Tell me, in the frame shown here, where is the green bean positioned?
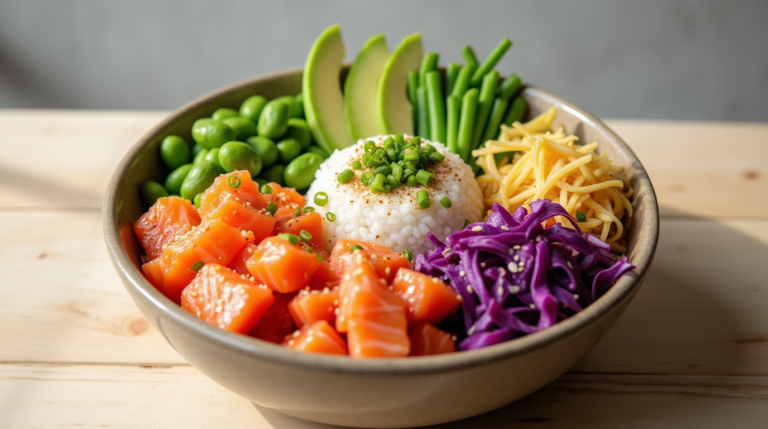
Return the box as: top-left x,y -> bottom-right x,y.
212,108 -> 239,121
259,164 -> 286,186
276,138 -> 302,163
257,99 -> 291,139
193,148 -> 208,165
450,64 -> 476,98
445,62 -> 462,96
275,95 -> 302,118
218,141 -> 262,176
471,71 -> 500,151
416,86 -> 430,139
502,96 -> 528,127
180,160 -> 224,201
446,95 -> 461,154
193,193 -> 203,209
222,116 -> 257,141
457,88 -> 479,162
203,148 -> 222,169
284,153 -> 324,190
461,46 -> 479,70
425,71 -> 446,144
140,181 -> 169,207
245,136 -> 278,167
481,98 -> 509,143
407,71 -> 419,135
164,163 -> 194,195
418,52 -> 439,90
160,135 -> 191,169
285,118 -> 312,149
496,74 -> 522,101
191,118 -> 235,149
191,144 -> 205,158
239,95 -> 268,123
305,145 -> 331,160
470,38 -> 512,87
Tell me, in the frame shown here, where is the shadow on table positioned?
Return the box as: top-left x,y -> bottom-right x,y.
0,161 -> 103,208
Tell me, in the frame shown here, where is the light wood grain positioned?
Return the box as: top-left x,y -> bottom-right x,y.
0,110 -> 766,219
2,210 -> 767,376
1,364 -> 766,429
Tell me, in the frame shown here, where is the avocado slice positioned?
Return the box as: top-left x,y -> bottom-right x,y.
344,34 -> 390,141
376,33 -> 424,135
303,24 -> 353,152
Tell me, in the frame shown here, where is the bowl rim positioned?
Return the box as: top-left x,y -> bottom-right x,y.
103,67 -> 659,375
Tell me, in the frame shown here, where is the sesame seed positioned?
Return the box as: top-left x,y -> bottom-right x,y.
466,285 -> 473,294
459,271 -> 466,277
501,225 -> 509,231
508,285 -> 520,294
497,286 -> 503,296
471,226 -> 483,232
507,262 -> 519,272
529,303 -> 536,309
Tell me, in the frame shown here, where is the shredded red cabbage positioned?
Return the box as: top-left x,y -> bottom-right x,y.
415,200 -> 634,351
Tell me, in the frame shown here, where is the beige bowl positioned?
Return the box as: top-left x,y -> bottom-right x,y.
103,67 -> 658,428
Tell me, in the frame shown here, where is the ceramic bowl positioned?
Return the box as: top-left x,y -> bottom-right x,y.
103,67 -> 658,428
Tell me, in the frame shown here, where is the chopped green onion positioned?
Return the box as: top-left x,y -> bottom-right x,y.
415,169 -> 434,186
373,165 -> 392,176
277,233 -> 300,245
337,169 -> 355,184
394,134 -> 405,145
314,192 -> 328,206
192,261 -> 205,272
410,135 -> 421,144
360,171 -> 374,187
364,141 -> 376,153
227,175 -> 241,189
464,219 -> 470,228
352,160 -> 362,170
299,230 -> 312,242
403,150 -> 419,163
428,151 -> 445,163
576,210 -> 587,223
326,212 -> 336,222
401,249 -> 413,262
386,175 -> 400,188
391,163 -> 403,181
406,175 -> 419,187
303,206 -> 315,213
440,197 -> 452,208
266,202 -> 277,216
260,184 -> 272,194
315,253 -> 323,261
349,244 -> 364,252
370,173 -> 387,194
416,190 -> 430,209
294,207 -> 301,217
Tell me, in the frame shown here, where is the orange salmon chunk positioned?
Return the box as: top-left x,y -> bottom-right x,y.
199,171 -> 275,243
283,320 -> 348,356
273,212 -> 326,255
181,264 -> 274,334
337,252 -> 410,358
134,196 -> 201,261
264,182 -> 305,212
408,323 -> 456,356
289,287 -> 339,328
331,239 -> 409,284
249,292 -> 297,343
227,242 -> 258,276
246,236 -> 321,293
391,268 -> 462,324
143,218 -> 250,303
307,261 -> 341,290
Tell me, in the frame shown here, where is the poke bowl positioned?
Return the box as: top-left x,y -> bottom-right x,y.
103,28 -> 658,429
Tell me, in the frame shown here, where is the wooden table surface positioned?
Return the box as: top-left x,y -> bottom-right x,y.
1,110 -> 767,428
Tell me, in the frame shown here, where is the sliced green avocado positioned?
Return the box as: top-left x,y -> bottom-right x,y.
376,33 -> 423,135
344,34 -> 390,141
302,24 -> 353,153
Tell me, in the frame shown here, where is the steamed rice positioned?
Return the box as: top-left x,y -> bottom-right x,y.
306,135 -> 483,255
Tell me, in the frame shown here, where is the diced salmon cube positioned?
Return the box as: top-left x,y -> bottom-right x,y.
408,323 -> 456,356
134,196 -> 201,260
307,261 -> 341,290
283,320 -> 348,356
391,268 -> 462,324
289,288 -> 339,328
180,263 -> 274,334
246,236 -> 321,293
331,239 -> 409,284
227,242 -> 258,276
249,292 -> 297,344
273,212 -> 327,255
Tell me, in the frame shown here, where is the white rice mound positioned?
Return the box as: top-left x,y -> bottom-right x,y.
306,135 -> 484,256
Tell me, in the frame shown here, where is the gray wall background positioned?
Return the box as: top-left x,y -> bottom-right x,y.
1,0 -> 766,121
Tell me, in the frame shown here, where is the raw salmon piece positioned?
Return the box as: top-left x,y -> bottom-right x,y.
337,252 -> 410,358
331,239 -> 409,284
249,292 -> 296,343
180,263 -> 274,334
408,323 -> 456,356
246,236 -> 321,293
199,171 -> 275,243
288,288 -> 339,328
134,196 -> 201,260
273,212 -> 326,255
391,268 -> 462,324
142,218 -> 250,303
307,261 -> 341,290
227,243 -> 259,276
283,320 -> 348,356
264,182 -> 305,211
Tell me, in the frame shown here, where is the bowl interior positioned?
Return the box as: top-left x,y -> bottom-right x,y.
104,67 -> 658,374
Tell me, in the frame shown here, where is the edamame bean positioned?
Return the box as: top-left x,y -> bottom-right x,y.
140,181 -> 169,207
180,160 -> 224,201
285,118 -> 312,149
284,153 -> 324,190
203,148 -> 222,168
294,93 -> 304,118
275,95 -> 302,119
305,145 -> 330,160
239,95 -> 268,123
276,138 -> 302,163
192,144 -> 205,157
218,141 -> 262,176
160,135 -> 190,169
254,177 -> 268,188
191,118 -> 235,149
257,100 -> 290,139
193,148 -> 208,165
212,107 -> 240,121
246,136 -> 278,168
164,163 -> 194,195
193,193 -> 203,209
222,116 -> 257,140
259,164 -> 286,186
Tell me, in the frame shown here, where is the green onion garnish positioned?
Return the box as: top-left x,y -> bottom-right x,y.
315,253 -> 323,261
314,192 -> 328,206
260,184 -> 272,194
228,175 -> 241,189
294,207 -> 301,217
266,202 -> 277,216
192,261 -> 205,272
277,233 -> 299,245
303,206 -> 315,213
415,169 -> 434,186
404,150 -> 420,163
326,212 -> 336,222
299,230 -> 312,242
440,197 -> 452,208
428,151 -> 445,163
370,173 -> 387,194
576,210 -> 587,223
349,244 -> 364,252
406,175 -> 419,187
337,169 -> 355,184
352,160 -> 362,169
416,190 -> 430,209
401,249 -> 413,262
464,219 -> 470,228
360,172 -> 374,186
